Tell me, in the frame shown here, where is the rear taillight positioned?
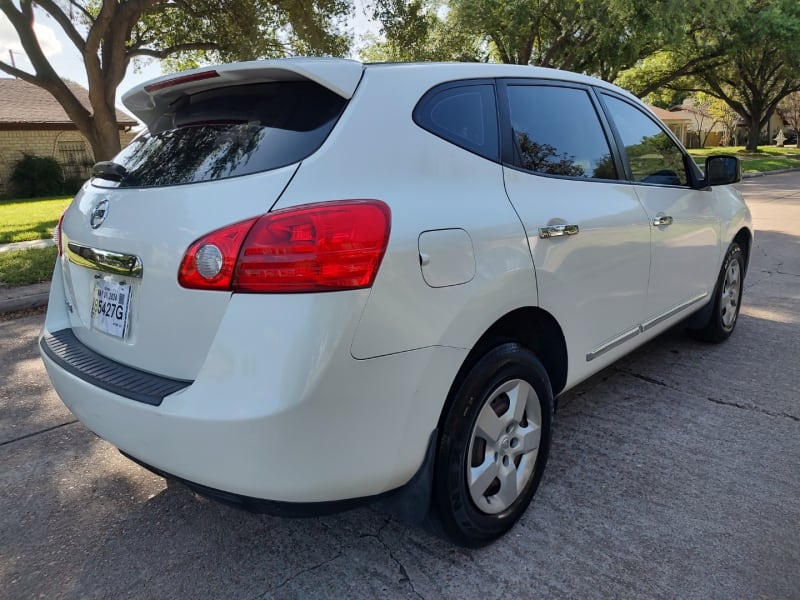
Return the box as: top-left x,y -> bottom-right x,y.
54,210 -> 66,256
178,200 -> 391,293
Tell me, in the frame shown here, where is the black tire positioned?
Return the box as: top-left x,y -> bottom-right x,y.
433,343 -> 554,547
690,243 -> 745,343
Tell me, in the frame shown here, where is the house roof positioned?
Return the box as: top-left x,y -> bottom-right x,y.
647,104 -> 691,124
665,108 -> 699,122
0,78 -> 136,127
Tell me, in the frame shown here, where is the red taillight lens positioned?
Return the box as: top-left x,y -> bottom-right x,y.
178,200 -> 391,293
54,210 -> 66,256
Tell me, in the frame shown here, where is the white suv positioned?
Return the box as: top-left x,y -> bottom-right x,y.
40,58 -> 752,546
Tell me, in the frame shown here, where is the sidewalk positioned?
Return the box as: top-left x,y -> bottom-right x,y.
0,239 -> 54,314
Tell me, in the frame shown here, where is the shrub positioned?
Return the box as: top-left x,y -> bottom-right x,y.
10,154 -> 65,198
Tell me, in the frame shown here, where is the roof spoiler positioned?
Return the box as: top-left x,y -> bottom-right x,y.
122,57 -> 364,130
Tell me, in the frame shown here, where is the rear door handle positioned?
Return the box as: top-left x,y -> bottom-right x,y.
538,224 -> 579,239
653,214 -> 673,226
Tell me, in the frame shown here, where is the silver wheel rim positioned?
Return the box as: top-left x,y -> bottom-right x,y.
466,378 -> 542,515
721,259 -> 741,330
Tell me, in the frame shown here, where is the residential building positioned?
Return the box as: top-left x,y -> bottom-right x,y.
0,78 -> 136,197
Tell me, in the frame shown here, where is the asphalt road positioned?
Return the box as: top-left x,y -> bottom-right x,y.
1,173 -> 798,599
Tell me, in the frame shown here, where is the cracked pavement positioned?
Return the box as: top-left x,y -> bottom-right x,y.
1,173 -> 798,599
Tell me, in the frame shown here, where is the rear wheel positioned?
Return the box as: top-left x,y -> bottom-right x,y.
433,343 -> 553,547
690,243 -> 744,343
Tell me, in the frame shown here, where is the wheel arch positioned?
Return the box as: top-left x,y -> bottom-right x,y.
438,306 -> 568,434
733,227 -> 752,274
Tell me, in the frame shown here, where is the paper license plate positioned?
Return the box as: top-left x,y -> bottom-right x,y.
91,278 -> 131,339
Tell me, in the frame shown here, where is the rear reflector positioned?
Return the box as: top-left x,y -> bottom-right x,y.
178,218 -> 257,290
178,200 -> 391,293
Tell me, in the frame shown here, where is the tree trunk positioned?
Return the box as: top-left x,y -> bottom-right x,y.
88,113 -> 123,162
745,117 -> 760,152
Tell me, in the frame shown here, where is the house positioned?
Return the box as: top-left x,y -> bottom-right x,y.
669,103 -> 726,148
0,78 -> 137,197
651,99 -> 792,148
647,105 -> 692,147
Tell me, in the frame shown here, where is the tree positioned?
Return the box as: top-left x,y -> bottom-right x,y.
0,0 -> 351,161
707,95 -> 740,147
360,0 -> 483,62
778,92 -> 800,146
363,0 -> 714,79
682,92 -> 721,148
449,0 -> 711,80
690,0 -> 800,151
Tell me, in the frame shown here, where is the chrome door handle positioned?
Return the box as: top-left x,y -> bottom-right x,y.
538,224 -> 579,239
653,214 -> 673,227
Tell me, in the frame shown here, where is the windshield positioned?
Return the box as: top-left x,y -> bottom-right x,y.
99,81 -> 347,188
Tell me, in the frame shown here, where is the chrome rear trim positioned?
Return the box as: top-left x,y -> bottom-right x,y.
66,242 -> 143,278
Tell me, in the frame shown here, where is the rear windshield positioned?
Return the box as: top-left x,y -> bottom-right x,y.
101,81 -> 347,188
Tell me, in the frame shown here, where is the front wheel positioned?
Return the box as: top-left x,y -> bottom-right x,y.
690,243 -> 745,343
433,343 -> 554,547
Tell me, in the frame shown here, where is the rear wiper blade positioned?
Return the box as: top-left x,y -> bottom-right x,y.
92,161 -> 127,182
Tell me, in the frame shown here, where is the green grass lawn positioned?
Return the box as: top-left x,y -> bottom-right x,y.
0,246 -> 58,286
688,146 -> 800,173
0,196 -> 72,244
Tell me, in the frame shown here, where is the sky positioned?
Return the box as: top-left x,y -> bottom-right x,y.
0,1 -> 377,114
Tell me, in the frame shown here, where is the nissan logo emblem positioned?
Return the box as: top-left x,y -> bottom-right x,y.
90,199 -> 109,229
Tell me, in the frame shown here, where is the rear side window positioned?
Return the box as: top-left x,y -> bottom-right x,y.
506,85 -> 617,180
104,82 -> 346,188
602,94 -> 688,186
414,84 -> 499,161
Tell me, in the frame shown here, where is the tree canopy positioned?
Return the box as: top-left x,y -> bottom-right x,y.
619,0 -> 800,150
360,0 -> 484,62
0,0 -> 351,161
364,0 -> 719,82
693,0 -> 800,150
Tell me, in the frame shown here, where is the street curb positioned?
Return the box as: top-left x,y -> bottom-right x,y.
742,167 -> 800,179
0,283 -> 50,315
0,239 -> 56,253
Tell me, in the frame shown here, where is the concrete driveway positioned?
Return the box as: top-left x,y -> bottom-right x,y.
1,173 -> 798,599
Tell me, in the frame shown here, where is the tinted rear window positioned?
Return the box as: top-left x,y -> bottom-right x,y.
414,83 -> 499,161
102,82 -> 346,188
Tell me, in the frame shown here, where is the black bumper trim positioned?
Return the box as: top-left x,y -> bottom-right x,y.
41,328 -> 192,406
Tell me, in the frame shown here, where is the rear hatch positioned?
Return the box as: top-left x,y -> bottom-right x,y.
58,59 -> 363,380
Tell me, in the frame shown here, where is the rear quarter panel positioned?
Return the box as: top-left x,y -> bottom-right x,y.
273,66 -> 538,359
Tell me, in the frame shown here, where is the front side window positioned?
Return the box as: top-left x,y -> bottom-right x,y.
506,85 -> 617,180
602,95 -> 688,186
101,81 -> 346,189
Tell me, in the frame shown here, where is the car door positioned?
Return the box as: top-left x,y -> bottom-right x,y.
599,93 -> 721,329
498,81 -> 652,384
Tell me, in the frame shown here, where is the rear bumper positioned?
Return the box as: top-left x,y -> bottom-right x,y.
40,275 -> 467,503
122,427 -> 438,521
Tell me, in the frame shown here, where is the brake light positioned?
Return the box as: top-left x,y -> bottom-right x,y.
144,70 -> 220,93
54,210 -> 66,256
178,200 -> 391,293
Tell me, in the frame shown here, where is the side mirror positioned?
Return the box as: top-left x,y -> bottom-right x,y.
705,155 -> 741,186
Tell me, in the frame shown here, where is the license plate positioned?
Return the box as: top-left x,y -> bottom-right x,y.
91,278 -> 131,339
